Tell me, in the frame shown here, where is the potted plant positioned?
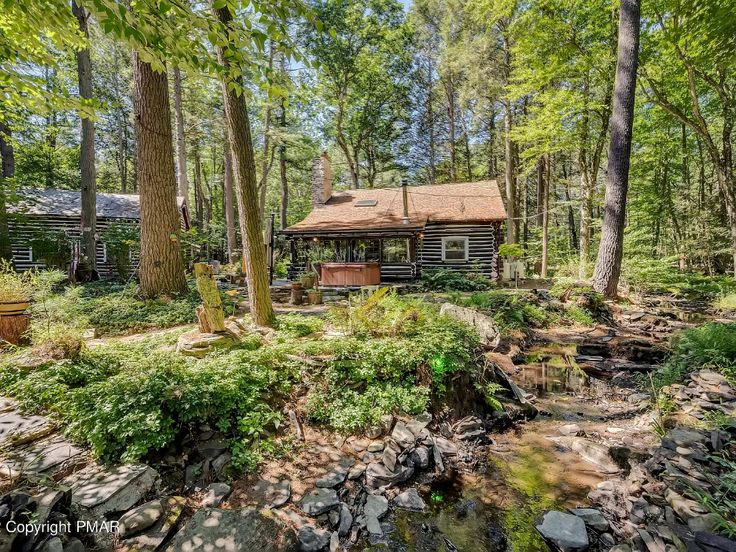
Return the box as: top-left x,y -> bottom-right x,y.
0,260 -> 32,315
299,271 -> 317,290
307,288 -> 323,305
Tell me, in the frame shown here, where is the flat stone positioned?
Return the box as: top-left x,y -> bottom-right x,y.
391,422 -> 416,449
558,424 -> 582,436
687,512 -> 721,533
165,507 -> 297,552
364,494 -> 388,519
554,437 -> 620,474
394,488 -> 426,512
316,465 -> 349,489
662,428 -> 706,450
253,479 -> 291,508
176,330 -> 239,358
297,525 -> 330,552
39,537 -> 63,552
664,488 -> 707,522
406,413 -> 432,437
329,531 -> 339,552
337,502 -> 352,537
347,464 -> 366,480
1,435 -> 82,476
34,486 -> 70,525
65,464 -> 158,516
300,488 -> 340,516
535,510 -> 589,551
118,499 -> 164,538
569,507 -> 608,531
201,482 -> 231,508
366,514 -> 383,536
367,442 -> 384,453
0,411 -> 54,447
120,496 -> 185,552
433,437 -> 458,457
382,440 -> 401,471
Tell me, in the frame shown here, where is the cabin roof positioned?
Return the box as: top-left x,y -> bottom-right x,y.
283,180 -> 507,234
8,188 -> 187,220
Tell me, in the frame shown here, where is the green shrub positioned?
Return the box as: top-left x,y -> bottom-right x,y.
667,322 -> 736,380
420,269 -> 494,292
276,314 -> 324,337
622,259 -> 736,300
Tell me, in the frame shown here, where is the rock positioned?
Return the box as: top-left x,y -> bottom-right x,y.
365,426 -> 383,439
364,494 -> 388,519
453,416 -> 485,440
0,411 -> 54,448
433,437 -> 458,457
366,442 -> 384,453
34,486 -> 71,525
382,440 -> 401,471
406,413 -> 432,437
65,464 -> 158,517
40,537 -> 64,552
119,496 -> 185,552
365,514 -> 382,536
569,507 -> 608,532
439,303 -> 501,348
166,508 -> 297,552
2,435 -> 83,476
687,512 -> 722,534
337,503 -> 352,537
394,488 -> 426,512
212,451 -> 231,479
176,329 -> 239,358
365,462 -> 414,488
410,446 -> 430,469
534,511 -> 589,551
347,464 -> 366,480
329,531 -> 339,552
297,525 -> 330,552
391,422 -> 416,449
63,537 -> 85,552
253,479 -> 291,508
664,488 -> 707,522
316,465 -> 349,489
118,499 -> 164,538
202,482 -> 231,508
300,488 -> 340,516
558,424 -> 582,436
609,545 -> 631,552
661,428 -> 706,450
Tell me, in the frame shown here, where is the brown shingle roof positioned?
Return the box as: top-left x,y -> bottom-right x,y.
283,180 -> 506,234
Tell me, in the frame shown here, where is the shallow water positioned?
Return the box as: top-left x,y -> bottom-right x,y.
365,345 -> 617,551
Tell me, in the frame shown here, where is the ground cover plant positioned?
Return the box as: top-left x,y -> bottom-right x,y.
0,290 -> 492,471
420,269 -> 495,292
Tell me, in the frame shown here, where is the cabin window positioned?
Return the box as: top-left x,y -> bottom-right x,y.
12,247 -> 33,262
442,236 -> 468,262
97,243 -> 107,264
381,238 -> 409,263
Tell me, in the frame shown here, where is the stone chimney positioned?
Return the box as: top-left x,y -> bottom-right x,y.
311,151 -> 332,207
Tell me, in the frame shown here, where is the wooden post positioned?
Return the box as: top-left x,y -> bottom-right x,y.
0,314 -> 31,346
193,263 -> 226,333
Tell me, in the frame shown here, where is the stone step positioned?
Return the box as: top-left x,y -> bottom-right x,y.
0,434 -> 83,479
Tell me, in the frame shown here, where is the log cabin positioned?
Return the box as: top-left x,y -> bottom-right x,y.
7,188 -> 190,277
281,154 -> 507,286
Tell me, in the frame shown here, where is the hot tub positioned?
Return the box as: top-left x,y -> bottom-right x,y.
319,262 -> 381,286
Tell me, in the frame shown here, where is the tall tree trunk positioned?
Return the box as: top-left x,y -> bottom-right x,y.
504,99 -> 517,244
224,127 -> 237,263
212,3 -> 274,327
444,75 -> 458,182
426,60 -> 437,184
541,154 -> 550,277
592,0 -> 640,297
73,0 -> 97,271
133,54 -> 188,297
0,122 -> 13,263
279,99 -> 288,231
173,66 -> 189,200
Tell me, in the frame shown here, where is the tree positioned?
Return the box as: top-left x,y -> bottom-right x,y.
133,54 -> 188,297
212,3 -> 275,327
0,123 -> 13,263
592,0 -> 641,297
72,0 -> 97,273
173,66 -> 189,200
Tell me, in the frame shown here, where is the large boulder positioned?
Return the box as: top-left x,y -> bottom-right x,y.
165,508 -> 297,552
439,303 -> 501,348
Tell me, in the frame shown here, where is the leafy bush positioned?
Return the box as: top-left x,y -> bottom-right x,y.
420,269 -> 494,292
0,259 -> 33,302
665,322 -> 736,380
453,290 -> 556,332
276,314 -> 324,337
622,259 -> 736,300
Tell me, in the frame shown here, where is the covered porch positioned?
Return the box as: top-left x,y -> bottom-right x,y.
284,230 -> 421,285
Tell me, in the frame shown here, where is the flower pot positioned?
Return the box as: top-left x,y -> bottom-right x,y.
307,290 -> 322,305
300,274 -> 316,289
0,301 -> 30,316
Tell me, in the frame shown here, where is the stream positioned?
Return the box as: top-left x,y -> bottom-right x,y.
368,341 -> 657,551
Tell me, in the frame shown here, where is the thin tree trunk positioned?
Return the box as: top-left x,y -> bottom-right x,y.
213,3 -> 274,327
73,0 -> 97,272
173,66 -> 189,200
193,144 -> 204,229
592,0 -> 640,297
279,99 -> 288,231
0,122 -> 13,263
444,75 -> 458,181
504,99 -> 517,244
133,54 -> 188,297
224,127 -> 237,263
541,154 -> 550,278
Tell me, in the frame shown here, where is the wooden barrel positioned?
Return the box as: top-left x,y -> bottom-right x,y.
0,313 -> 31,346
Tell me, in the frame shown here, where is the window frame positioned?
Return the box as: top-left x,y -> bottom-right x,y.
441,236 -> 469,262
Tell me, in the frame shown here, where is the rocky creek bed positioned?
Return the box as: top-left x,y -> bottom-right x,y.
1,296 -> 735,551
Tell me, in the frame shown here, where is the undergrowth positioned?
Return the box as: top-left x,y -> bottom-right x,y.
420,269 -> 494,292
